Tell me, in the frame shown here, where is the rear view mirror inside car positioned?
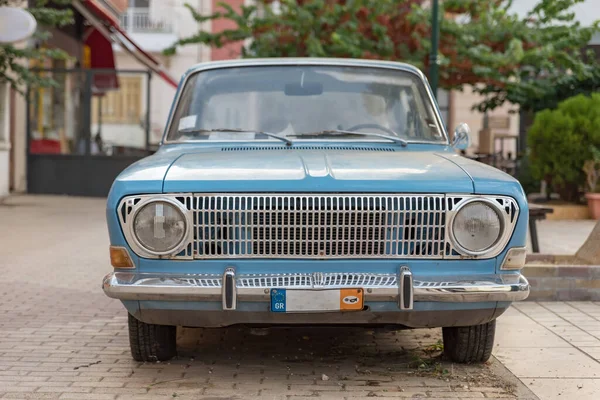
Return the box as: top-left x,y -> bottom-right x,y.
284,82 -> 323,96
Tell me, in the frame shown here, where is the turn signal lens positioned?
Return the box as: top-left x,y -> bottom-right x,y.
110,246 -> 134,269
501,247 -> 527,270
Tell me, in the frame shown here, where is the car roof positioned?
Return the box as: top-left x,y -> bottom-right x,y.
183,58 -> 426,81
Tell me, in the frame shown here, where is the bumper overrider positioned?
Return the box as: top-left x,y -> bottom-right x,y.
103,267 -> 530,308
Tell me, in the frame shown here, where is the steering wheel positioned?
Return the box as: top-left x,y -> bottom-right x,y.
345,123 -> 398,136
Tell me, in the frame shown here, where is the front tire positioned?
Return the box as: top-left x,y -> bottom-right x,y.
128,313 -> 177,362
442,320 -> 496,363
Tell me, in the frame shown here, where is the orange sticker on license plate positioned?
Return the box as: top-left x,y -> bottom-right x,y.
339,288 -> 364,310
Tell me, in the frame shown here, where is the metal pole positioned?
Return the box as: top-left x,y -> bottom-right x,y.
25,86 -> 31,193
83,70 -> 92,155
429,0 -> 440,98
145,71 -> 152,152
97,96 -> 102,136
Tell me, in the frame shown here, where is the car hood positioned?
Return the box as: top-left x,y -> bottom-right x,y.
436,153 -> 525,198
159,147 -> 475,193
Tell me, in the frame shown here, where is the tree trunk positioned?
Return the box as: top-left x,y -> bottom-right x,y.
575,220 -> 600,264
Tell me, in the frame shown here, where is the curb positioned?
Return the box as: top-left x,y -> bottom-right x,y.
523,264 -> 600,301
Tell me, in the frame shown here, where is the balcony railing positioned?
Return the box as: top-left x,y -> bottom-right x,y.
119,8 -> 173,34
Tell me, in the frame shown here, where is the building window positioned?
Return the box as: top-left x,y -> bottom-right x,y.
121,0 -> 172,33
91,75 -> 148,154
28,60 -> 75,154
92,76 -> 142,125
129,0 -> 150,7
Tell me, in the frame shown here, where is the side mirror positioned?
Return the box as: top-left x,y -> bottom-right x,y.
452,123 -> 471,151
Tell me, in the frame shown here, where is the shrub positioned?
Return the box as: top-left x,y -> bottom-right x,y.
527,94 -> 600,202
516,155 -> 541,196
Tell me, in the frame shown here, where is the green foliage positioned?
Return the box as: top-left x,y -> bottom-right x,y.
166,0 -> 599,112
517,63 -> 600,113
516,155 -> 541,195
528,94 -> 600,201
0,0 -> 74,91
473,0 -> 600,112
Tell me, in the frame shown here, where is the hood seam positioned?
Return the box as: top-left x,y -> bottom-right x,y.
434,153 -> 476,193
161,153 -> 187,193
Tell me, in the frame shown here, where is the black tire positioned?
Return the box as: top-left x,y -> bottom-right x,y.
442,320 -> 496,363
128,313 -> 177,362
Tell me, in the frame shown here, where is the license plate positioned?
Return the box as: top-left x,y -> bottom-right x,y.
270,288 -> 364,313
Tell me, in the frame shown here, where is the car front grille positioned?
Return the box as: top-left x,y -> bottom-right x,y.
118,193 -> 519,260
194,194 -> 447,259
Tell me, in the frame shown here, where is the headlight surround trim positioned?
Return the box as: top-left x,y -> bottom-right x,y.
126,196 -> 193,257
447,197 -> 512,257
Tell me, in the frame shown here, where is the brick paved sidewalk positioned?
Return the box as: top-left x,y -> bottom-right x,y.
495,302 -> 600,400
0,195 -> 535,399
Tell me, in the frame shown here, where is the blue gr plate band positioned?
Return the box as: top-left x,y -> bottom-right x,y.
271,289 -> 287,312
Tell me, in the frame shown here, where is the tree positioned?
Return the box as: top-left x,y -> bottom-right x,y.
0,0 -> 74,90
164,0 -> 599,112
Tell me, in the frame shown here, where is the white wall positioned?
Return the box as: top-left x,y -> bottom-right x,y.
11,90 -> 27,193
113,53 -> 176,144
452,86 -> 519,157
114,0 -> 212,143
0,83 -> 9,197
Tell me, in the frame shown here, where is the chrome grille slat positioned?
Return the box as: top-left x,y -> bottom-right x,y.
198,194 -> 445,259
237,273 -> 398,288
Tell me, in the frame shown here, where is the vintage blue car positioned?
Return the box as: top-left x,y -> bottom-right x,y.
103,58 -> 529,364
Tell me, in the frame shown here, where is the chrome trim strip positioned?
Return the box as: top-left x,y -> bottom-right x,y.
117,194 -> 519,260
103,272 -> 530,303
413,275 -> 530,302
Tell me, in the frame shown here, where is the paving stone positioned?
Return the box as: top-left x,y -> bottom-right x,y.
0,195 -> 538,400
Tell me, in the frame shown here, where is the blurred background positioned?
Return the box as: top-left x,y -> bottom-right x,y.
0,0 -> 599,221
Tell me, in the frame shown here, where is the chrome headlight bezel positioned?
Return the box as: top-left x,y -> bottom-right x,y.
121,196 -> 193,258
447,197 -> 514,257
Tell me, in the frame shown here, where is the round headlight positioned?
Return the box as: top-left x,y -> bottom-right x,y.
452,201 -> 502,253
133,201 -> 187,254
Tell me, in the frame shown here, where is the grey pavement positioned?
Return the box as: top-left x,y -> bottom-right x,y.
0,194 -> 596,399
526,219 -> 596,255
495,302 -> 600,399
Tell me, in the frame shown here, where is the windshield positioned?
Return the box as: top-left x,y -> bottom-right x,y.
166,65 -> 446,144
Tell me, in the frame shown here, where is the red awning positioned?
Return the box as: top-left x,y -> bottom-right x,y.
84,27 -> 119,93
73,0 -> 179,89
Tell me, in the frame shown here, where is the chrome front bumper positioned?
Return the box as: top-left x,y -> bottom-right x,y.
103,268 -> 530,308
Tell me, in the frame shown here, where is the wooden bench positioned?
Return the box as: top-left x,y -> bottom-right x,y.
528,204 -> 553,253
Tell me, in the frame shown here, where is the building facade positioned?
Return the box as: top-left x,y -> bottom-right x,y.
2,0 -> 246,196
111,0 -> 246,148
4,0 -> 598,197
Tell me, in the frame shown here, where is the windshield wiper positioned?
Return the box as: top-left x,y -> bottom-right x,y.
289,129 -> 408,146
178,128 -> 293,146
